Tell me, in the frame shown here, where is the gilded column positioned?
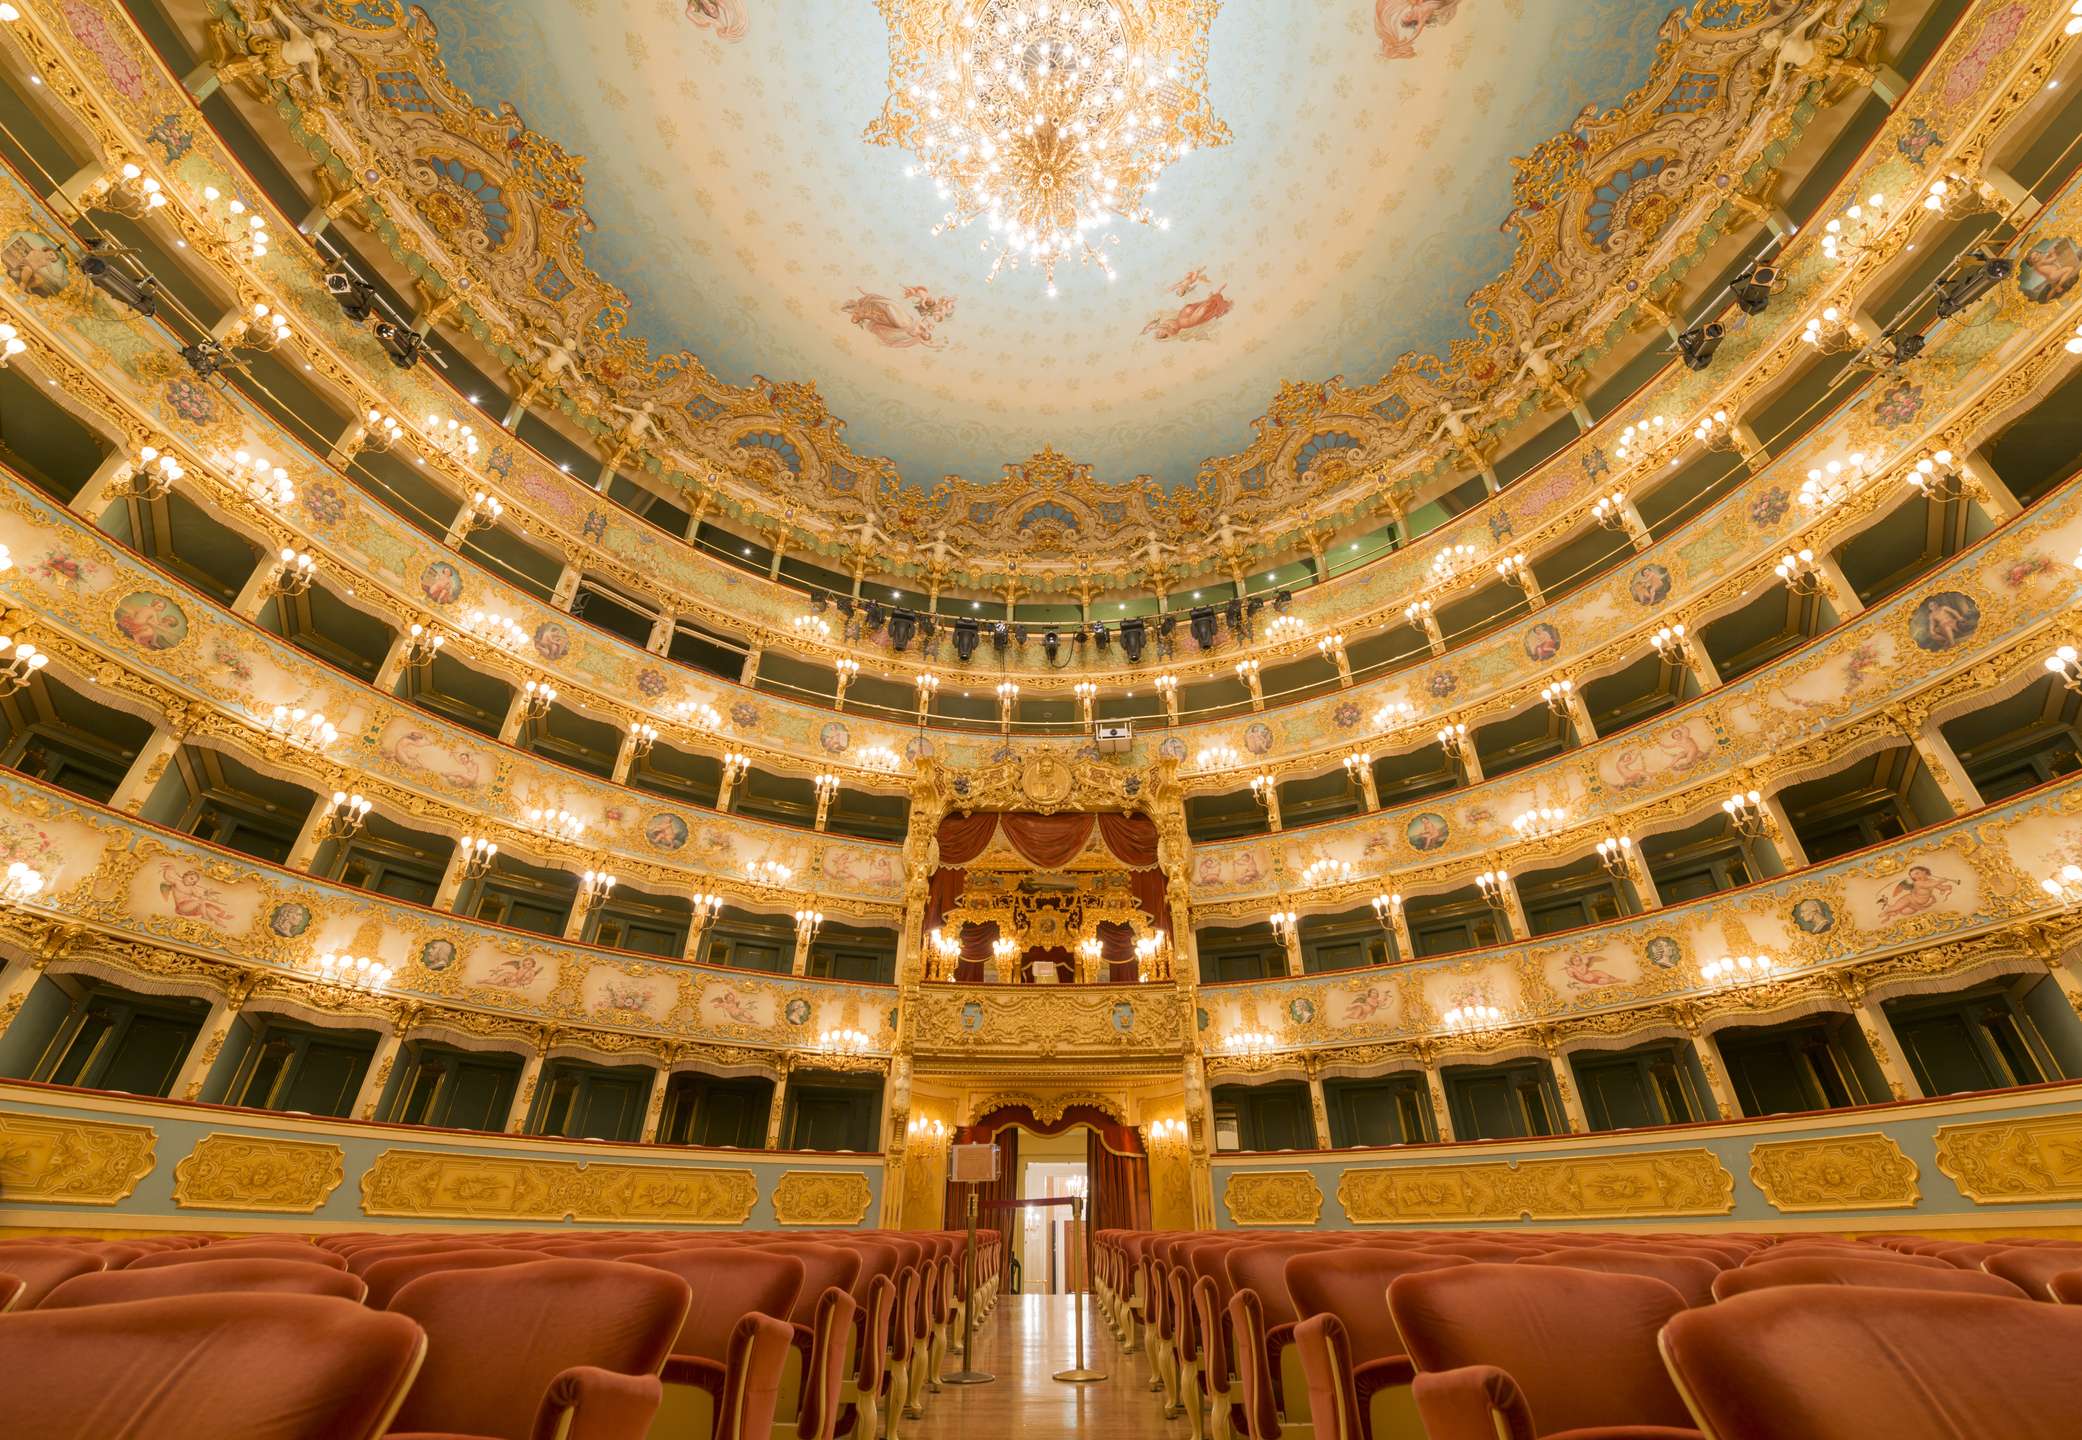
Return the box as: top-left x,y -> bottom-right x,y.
506,1037 -> 551,1134
1544,1037 -> 1589,1135
766,1061 -> 793,1151
641,1056 -> 673,1143
172,977 -> 255,1102
1890,703 -> 1985,815
0,923 -> 72,1038
1855,998 -> 1920,1102
1420,1055 -> 1455,1142
1305,1062 -> 1332,1151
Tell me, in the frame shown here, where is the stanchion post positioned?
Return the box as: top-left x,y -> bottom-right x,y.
942,1183 -> 994,1384
1053,1193 -> 1107,1383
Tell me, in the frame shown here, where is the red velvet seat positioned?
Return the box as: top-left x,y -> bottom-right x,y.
1286,1248 -> 1462,1440
1981,1246 -> 2082,1301
0,1244 -> 105,1309
2052,1269 -> 2082,1304
1739,1244 -> 1947,1270
361,1250 -> 548,1310
1660,1286 -> 2082,1438
385,1258 -> 692,1440
1711,1256 -> 2027,1303
0,1273 -> 21,1314
128,1241 -> 348,1272
633,1248 -> 804,1440
1518,1249 -> 1720,1309
40,1257 -> 368,1309
792,1287 -> 861,1440
1388,1263 -> 1701,1440
0,1292 -> 424,1438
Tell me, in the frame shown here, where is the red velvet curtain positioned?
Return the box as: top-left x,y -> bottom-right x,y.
1096,920 -> 1138,984
1095,812 -> 1159,866
937,812 -> 1002,865
1087,1129 -> 1152,1232
954,920 -> 996,983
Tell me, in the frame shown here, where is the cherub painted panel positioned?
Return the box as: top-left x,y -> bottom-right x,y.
583,967 -> 676,1019
699,981 -> 776,1031
464,948 -> 558,1001
131,858 -> 260,936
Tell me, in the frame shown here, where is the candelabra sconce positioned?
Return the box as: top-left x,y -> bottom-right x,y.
235,303 -> 293,352
520,679 -> 557,721
717,751 -> 751,812
1300,858 -> 1353,889
110,445 -> 184,501
2047,647 -> 2082,694
1077,936 -> 1103,984
464,609 -> 529,652
1267,909 -> 1298,943
1371,892 -> 1402,930
908,1115 -> 949,1143
86,161 -> 167,218
400,623 -> 446,671
0,322 -> 25,368
1496,552 -> 1538,600
1799,452 -> 1871,512
1799,307 -> 1860,353
1441,1002 -> 1504,1033
832,658 -> 860,713
1372,700 -> 1415,734
927,925 -> 960,981
1511,808 -> 1565,840
819,1027 -> 870,1055
1540,679 -> 1575,719
1595,834 -> 1640,882
794,907 -> 824,944
1406,599 -> 1444,654
1342,751 -> 1375,806
1250,773 -> 1282,828
1196,744 -> 1239,773
577,869 -> 617,915
914,672 -> 940,721
2041,865 -> 2082,906
1591,490 -> 1632,532
1651,623 -> 1693,667
1429,543 -> 1477,583
1437,722 -> 1469,763
792,613 -> 832,642
747,858 -> 793,888
0,861 -> 47,906
1701,953 -> 1776,986
457,835 -> 498,880
199,185 -> 272,260
1146,1116 -> 1191,1143
1615,415 -> 1669,466
264,548 -> 317,598
1905,450 -> 1964,502
459,489 -> 503,536
674,700 -> 723,733
230,451 -> 294,510
267,705 -> 338,751
1723,789 -> 1774,842
991,935 -> 1019,984
1692,410 -> 1749,461
690,892 -> 724,958
1317,632 -> 1351,685
425,414 -> 480,462
812,772 -> 839,831
359,410 -> 404,452
1775,548 -> 1825,596
1235,658 -> 1264,709
856,745 -> 901,774
315,791 -> 371,844
313,952 -> 394,993
628,723 -> 658,762
1135,931 -> 1170,983
1921,173 -> 1993,219
1475,869 -> 1512,912
1819,191 -> 1887,264
995,681 -> 1019,735
1221,1032 -> 1276,1058
525,807 -> 586,843
1266,613 -> 1307,645
1074,680 -> 1098,728
1155,673 -> 1180,724
0,634 -> 47,696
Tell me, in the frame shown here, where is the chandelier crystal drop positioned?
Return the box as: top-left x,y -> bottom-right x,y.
869,0 -> 1229,291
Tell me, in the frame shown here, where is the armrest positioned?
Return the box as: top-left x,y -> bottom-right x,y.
791,1322 -> 816,1368
1266,1322 -> 1296,1413
530,1366 -> 664,1440
1411,1366 -> 1536,1440
662,1353 -> 727,1397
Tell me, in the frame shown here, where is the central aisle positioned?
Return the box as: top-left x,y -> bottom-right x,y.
911,1293 -> 1196,1439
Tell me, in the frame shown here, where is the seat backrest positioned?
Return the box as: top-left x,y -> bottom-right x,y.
2052,1270 -> 2082,1305
1225,1242 -> 1324,1329
40,1258 -> 368,1309
718,1312 -> 795,1440
1286,1249 -> 1461,1367
387,1258 -> 691,1439
853,1273 -> 895,1394
0,1245 -> 104,1308
635,1248 -> 805,1367
0,1292 -> 424,1439
1662,1286 -> 2082,1439
129,1243 -> 348,1272
754,1244 -> 862,1328
360,1249 -> 546,1310
1227,1285 -> 1280,1440
1517,1247 -> 1721,1308
0,1273 -> 21,1314
1388,1263 -> 1694,1434
1982,1247 -> 2082,1301
795,1287 -> 860,1440
1292,1313 -> 1360,1440
1743,1244 -> 1949,1270
1712,1256 -> 2028,1302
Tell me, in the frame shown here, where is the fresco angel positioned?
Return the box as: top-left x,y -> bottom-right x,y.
1144,285 -> 1233,341
1375,0 -> 1464,61
841,286 -> 955,349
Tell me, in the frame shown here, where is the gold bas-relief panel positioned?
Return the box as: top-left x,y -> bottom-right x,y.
172,1133 -> 346,1213
1338,1149 -> 1735,1224
772,1170 -> 876,1226
0,1109 -> 157,1206
1223,1170 -> 1325,1227
1747,1133 -> 1920,1213
1934,1113 -> 2082,1205
359,1149 -> 760,1224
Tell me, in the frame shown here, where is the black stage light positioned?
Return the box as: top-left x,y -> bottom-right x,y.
1729,261 -> 1780,316
953,617 -> 979,662
1273,589 -> 1293,611
1246,595 -> 1265,617
1677,322 -> 1724,371
325,268 -> 378,323
1189,606 -> 1217,650
1042,629 -> 1060,662
1933,253 -> 2012,318
80,240 -> 159,317
1091,621 -> 1110,650
1119,617 -> 1146,661
1223,597 -> 1245,634
991,621 -> 1010,652
864,599 -> 884,628
1158,614 -> 1177,640
889,609 -> 916,651
373,320 -> 429,370
179,339 -> 240,380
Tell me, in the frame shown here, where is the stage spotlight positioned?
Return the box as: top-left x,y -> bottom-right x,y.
178,339 -> 241,380
1120,617 -> 1147,661
324,268 -> 378,323
888,609 -> 916,651
1729,261 -> 1780,315
80,240 -> 160,317
1933,252 -> 2012,318
1677,322 -> 1724,371
953,617 -> 979,662
372,320 -> 429,370
1189,606 -> 1217,650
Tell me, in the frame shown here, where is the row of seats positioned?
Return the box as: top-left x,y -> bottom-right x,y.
0,1226 -> 1001,1440
1092,1227 -> 2082,1440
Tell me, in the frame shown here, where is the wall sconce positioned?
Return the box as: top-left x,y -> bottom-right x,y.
928,925 -> 960,979
674,700 -> 723,732
110,445 -> 184,501
394,621 -> 443,672
857,745 -> 900,773
1371,892 -> 1401,929
721,752 -> 751,782
0,634 -> 48,696
576,868 -> 617,915
1197,744 -> 1240,771
1221,1032 -> 1275,1057
1701,953 -> 1776,986
914,672 -> 940,719
1147,1116 -> 1190,1142
0,861 -> 46,906
1404,598 -> 1433,625
1615,415 -> 1669,466
1774,548 -> 1824,595
1475,869 -> 1512,910
628,722 -> 658,760
1905,450 -> 1963,501
794,908 -> 825,943
520,679 -> 557,720
1495,552 -> 1533,590
87,160 -> 167,218
1819,192 -> 1888,264
268,705 -> 338,751
1652,624 -> 1692,665
819,1027 -> 870,1054
526,806 -> 586,842
315,791 -> 371,843
1595,834 -> 1639,881
991,936 -> 1019,976
464,609 -> 529,652
2042,865 -> 2082,905
360,410 -> 403,452
1511,807 -> 1565,840
1429,544 -> 1476,582
2047,647 -> 2082,693
1591,490 -> 1631,531
1540,679 -> 1574,717
264,548 -> 317,598
198,184 -> 271,260
908,1115 -> 949,1141
1074,680 -> 1098,725
313,952 -> 394,993
229,450 -> 294,509
748,858 -> 793,888
1799,453 -> 1870,511
1154,673 -> 1180,723
1442,1001 -> 1503,1032
1249,773 -> 1278,807
833,659 -> 860,712
1300,858 -> 1353,888
1436,722 -> 1468,759
1373,700 -> 1415,731
1267,909 -> 1297,942
459,488 -> 503,535
425,413 -> 480,462
1342,751 -> 1372,781
0,322 -> 25,368
996,681 -> 1019,733
457,835 -> 498,879
691,892 -> 724,938
1723,789 -> 1771,840
793,613 -> 832,641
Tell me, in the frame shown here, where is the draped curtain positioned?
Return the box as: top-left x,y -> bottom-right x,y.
951,1105 -> 1153,1249
927,812 -> 1169,935
1087,1129 -> 1152,1232
1095,920 -> 1138,984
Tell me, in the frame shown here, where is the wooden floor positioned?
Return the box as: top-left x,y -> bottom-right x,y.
911,1292 -> 1193,1438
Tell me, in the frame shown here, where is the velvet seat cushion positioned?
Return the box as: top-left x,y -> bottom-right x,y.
360,1250 -> 547,1310
1661,1286 -> 2082,1439
1712,1256 -> 2027,1303
41,1257 -> 367,1309
0,1244 -> 105,1308
1518,1250 -> 1721,1309
128,1242 -> 348,1272
385,1258 -> 691,1440
1981,1246 -> 2082,1300
0,1293 -> 423,1439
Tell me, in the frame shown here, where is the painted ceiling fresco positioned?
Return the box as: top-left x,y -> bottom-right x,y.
405,0 -> 1678,490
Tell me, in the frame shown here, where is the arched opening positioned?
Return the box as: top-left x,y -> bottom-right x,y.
947,1103 -> 1153,1295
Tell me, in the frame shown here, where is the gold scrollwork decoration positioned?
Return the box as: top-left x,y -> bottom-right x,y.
359,1148 -> 762,1224
171,1133 -> 346,1213
1747,1133 -> 1920,1213
1934,1112 -> 2082,1205
1337,1148 -> 1734,1224
771,1169 -> 876,1226
1223,1169 -> 1325,1227
0,1108 -> 157,1206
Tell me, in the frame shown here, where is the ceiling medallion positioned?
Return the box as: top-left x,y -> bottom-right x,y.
867,0 -> 1230,295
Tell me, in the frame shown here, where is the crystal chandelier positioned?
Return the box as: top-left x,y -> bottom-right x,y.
868,0 -> 1229,292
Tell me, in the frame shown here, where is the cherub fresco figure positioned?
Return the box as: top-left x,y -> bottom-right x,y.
685,0 -> 748,42
1375,0 -> 1465,60
842,287 -> 954,349
157,863 -> 232,929
1875,864 -> 1956,921
1561,949 -> 1625,989
484,956 -> 543,990
1144,285 -> 1233,341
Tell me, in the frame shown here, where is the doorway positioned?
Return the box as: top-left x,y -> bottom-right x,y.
1018,1128 -> 1088,1294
